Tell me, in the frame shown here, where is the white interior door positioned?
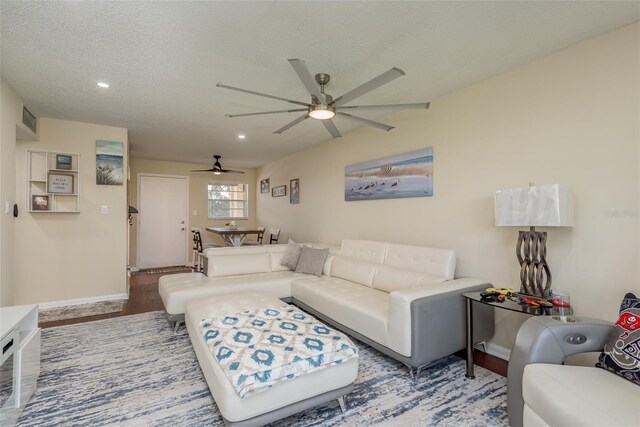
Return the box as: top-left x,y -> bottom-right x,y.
138,175 -> 188,269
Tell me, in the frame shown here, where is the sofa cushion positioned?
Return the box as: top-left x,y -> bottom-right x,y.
160,271 -> 298,315
204,246 -> 266,256
208,252 -> 272,277
323,253 -> 335,277
596,292 -> 640,386
384,243 -> 455,280
280,239 -> 302,270
372,264 -> 445,293
295,246 -> 329,277
266,244 -> 290,272
330,256 -> 377,287
340,240 -> 387,263
523,364 -> 638,426
292,276 -> 390,350
309,243 -> 341,253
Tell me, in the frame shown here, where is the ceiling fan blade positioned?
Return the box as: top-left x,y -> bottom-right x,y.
332,68 -> 405,107
273,113 -> 309,134
322,119 -> 342,138
338,102 -> 430,111
190,169 -> 215,172
337,112 -> 395,132
227,108 -> 308,118
288,59 -> 325,103
219,169 -> 245,174
216,83 -> 310,107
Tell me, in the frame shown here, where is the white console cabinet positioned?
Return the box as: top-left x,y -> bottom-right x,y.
0,305 -> 41,426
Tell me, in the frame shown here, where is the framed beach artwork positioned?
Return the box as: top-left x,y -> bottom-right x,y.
56,154 -> 73,170
345,147 -> 433,201
290,178 -> 299,204
260,178 -> 270,194
96,140 -> 124,185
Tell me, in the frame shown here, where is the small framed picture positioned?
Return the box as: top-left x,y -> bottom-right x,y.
260,178 -> 270,194
32,195 -> 49,211
290,178 -> 299,204
56,154 -> 72,170
48,173 -> 74,194
272,185 -> 286,197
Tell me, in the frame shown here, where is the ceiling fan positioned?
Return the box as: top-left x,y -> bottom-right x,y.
217,59 -> 430,138
191,155 -> 244,175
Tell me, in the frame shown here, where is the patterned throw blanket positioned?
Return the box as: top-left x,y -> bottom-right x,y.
200,305 -> 358,398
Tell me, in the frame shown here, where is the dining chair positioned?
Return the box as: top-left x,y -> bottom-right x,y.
191,228 -> 220,272
268,228 -> 281,244
242,226 -> 265,246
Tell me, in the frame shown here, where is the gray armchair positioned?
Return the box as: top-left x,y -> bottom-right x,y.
507,315 -> 620,427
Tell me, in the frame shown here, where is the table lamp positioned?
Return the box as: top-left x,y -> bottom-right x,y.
495,183 -> 573,299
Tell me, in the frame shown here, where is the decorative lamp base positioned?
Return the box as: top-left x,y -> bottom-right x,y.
516,227 -> 552,299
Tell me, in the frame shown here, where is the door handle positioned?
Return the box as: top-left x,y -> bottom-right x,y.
181,227 -> 185,231
181,221 -> 185,224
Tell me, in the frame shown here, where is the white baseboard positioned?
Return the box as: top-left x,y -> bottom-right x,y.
38,293 -> 129,310
129,266 -> 140,272
482,342 -> 511,361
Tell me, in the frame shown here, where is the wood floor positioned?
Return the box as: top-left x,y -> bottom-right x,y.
39,272 -> 166,328
40,271 -> 509,377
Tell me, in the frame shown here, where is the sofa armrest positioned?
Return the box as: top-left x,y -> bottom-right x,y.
387,278 -> 494,365
507,316 -> 614,427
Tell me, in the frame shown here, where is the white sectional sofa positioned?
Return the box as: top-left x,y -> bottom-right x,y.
159,239 -> 494,374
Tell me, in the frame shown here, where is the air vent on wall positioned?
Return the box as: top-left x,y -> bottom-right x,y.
17,103 -> 38,141
22,104 -> 37,134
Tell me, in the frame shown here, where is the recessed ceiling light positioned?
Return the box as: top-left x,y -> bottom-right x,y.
97,82 -> 110,88
238,134 -> 246,139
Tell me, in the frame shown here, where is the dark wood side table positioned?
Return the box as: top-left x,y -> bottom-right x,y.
462,291 -> 573,379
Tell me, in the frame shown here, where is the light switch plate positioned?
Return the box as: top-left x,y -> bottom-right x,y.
101,205 -> 109,215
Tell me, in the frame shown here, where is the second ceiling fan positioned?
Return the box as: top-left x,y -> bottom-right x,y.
217,59 -> 430,138
191,155 -> 244,175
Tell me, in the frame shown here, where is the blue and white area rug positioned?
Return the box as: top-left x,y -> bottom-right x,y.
18,311 -> 507,426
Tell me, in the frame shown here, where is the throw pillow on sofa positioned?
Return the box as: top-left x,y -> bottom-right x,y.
595,292 -> 640,385
280,239 -> 302,270
295,246 -> 329,277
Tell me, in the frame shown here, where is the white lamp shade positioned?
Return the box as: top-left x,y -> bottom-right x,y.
495,183 -> 573,227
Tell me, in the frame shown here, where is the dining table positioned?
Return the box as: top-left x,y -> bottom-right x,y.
205,227 -> 263,247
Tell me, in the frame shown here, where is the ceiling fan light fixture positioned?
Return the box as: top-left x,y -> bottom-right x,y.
309,104 -> 336,120
213,171 -> 222,175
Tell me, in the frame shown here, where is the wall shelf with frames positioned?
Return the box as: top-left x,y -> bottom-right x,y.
26,149 -> 81,213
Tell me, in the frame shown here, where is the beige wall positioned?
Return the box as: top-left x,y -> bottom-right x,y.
0,79 -> 23,306
128,158 -> 257,268
257,23 -> 640,351
14,118 -> 129,304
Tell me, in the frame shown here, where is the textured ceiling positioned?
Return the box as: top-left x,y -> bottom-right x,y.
2,1 -> 639,168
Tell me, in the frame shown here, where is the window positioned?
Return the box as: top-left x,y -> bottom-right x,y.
207,183 -> 248,219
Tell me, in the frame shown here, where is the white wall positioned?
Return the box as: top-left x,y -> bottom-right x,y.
14,118 -> 129,305
0,79 -> 23,306
257,23 -> 640,350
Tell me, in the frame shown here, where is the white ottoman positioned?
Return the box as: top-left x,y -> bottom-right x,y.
185,292 -> 359,426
